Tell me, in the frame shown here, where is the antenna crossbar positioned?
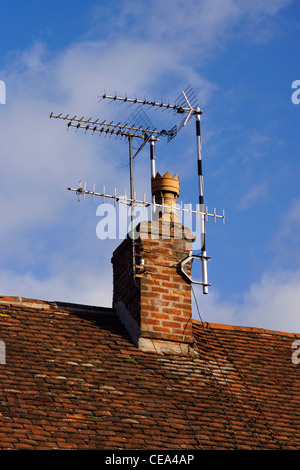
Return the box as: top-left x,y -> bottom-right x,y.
49,112 -> 175,140
100,91 -> 203,116
67,184 -> 225,223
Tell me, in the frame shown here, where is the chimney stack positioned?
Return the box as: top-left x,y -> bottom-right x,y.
112,172 -> 195,354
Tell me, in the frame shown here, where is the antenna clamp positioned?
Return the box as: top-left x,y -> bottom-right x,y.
180,254 -> 211,286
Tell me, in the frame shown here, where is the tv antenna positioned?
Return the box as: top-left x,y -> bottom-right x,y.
66,181 -> 224,288
50,85 -> 225,294
100,85 -> 213,294
49,111 -> 175,184
126,105 -> 176,180
49,110 -> 177,282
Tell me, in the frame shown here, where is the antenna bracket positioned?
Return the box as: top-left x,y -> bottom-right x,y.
179,254 -> 211,286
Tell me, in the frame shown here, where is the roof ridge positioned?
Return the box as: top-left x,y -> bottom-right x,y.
0,296 -> 115,314
0,296 -> 54,309
192,318 -> 300,338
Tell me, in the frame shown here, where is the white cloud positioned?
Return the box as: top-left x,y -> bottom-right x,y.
0,264 -> 113,308
238,180 -> 269,209
105,0 -> 293,56
194,267 -> 300,334
276,197 -> 300,245
193,191 -> 300,335
241,269 -> 300,333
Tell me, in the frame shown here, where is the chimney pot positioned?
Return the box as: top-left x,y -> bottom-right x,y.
151,172 -> 180,223
151,171 -> 180,199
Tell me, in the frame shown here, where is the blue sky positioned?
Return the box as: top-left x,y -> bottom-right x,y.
0,0 -> 300,333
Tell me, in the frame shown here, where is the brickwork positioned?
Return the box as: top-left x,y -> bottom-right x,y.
111,237 -> 140,325
111,220 -> 195,346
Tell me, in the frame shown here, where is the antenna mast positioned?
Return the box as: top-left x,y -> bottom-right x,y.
50,86 -> 225,294
49,111 -> 175,282
100,86 -> 210,294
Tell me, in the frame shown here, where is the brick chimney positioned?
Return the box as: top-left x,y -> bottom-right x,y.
111,172 -> 195,354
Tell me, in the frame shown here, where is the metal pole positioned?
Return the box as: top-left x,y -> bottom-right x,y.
196,110 -> 208,294
150,138 -> 156,179
150,137 -> 156,207
129,136 -> 137,281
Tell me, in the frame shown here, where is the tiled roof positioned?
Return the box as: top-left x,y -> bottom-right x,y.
0,295 -> 299,450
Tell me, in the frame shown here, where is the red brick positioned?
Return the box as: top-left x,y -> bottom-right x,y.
112,219 -> 194,348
